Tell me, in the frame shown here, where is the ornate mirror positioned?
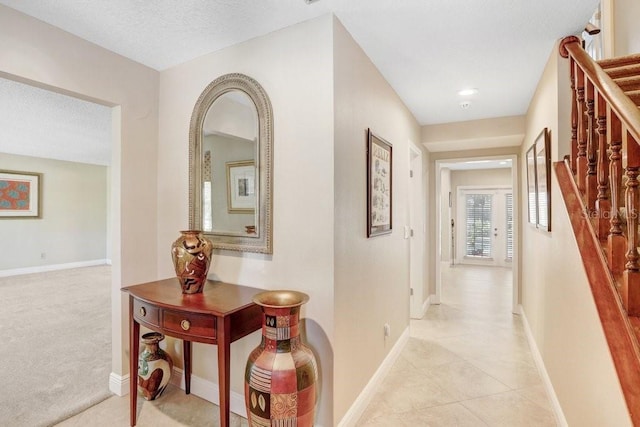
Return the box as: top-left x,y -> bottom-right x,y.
189,73 -> 273,254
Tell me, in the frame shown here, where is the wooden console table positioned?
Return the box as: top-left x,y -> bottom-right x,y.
122,278 -> 263,427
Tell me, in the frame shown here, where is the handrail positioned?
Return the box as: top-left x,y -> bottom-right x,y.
560,36 -> 640,143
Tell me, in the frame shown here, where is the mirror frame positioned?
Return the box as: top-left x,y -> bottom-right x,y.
189,73 -> 273,254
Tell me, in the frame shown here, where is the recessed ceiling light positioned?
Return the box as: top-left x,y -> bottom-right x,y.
457,88 -> 478,96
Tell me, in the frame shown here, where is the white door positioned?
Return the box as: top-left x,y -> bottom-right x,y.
456,188 -> 512,267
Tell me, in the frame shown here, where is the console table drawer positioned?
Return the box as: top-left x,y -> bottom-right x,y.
163,310 -> 216,339
133,299 -> 160,327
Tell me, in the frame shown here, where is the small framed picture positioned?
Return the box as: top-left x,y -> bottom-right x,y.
535,128 -> 551,232
0,170 -> 42,218
367,129 -> 392,237
526,144 -> 537,225
226,160 -> 255,213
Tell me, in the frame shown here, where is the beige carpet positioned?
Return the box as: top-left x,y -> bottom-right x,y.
0,265 -> 112,427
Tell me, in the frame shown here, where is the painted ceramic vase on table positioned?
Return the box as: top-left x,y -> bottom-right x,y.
138,332 -> 173,401
245,290 -> 318,427
171,230 -> 213,294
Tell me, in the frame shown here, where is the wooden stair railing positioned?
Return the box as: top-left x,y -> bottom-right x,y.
559,36 -> 640,424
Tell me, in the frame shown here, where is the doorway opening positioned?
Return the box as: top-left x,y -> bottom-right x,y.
434,155 -> 519,314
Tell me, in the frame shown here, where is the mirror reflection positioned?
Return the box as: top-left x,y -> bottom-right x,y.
189,73 -> 273,254
201,91 -> 258,235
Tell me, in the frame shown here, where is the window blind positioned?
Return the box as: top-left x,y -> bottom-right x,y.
465,194 -> 492,258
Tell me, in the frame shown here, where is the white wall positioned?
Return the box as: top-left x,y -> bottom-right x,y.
333,17 -> 422,424
0,153 -> 107,270
520,40 -> 631,426
158,15 -> 335,425
0,4 -> 159,378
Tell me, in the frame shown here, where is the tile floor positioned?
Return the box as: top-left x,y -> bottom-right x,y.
356,264 -> 557,426
58,264 -> 556,426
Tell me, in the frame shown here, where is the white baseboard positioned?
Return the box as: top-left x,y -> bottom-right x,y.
337,327 -> 410,427
0,259 -> 109,277
109,372 -> 130,396
170,367 -> 247,418
421,295 -> 431,317
519,306 -> 568,427
112,368 -> 247,418
430,292 -> 441,305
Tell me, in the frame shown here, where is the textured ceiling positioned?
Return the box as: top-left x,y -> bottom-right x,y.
0,0 -> 598,126
0,0 -> 599,164
0,77 -> 112,166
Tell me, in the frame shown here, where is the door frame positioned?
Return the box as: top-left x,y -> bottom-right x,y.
408,141 -> 426,319
434,154 -> 519,314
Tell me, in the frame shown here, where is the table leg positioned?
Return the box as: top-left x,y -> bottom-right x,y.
129,297 -> 140,427
183,340 -> 192,394
217,317 -> 231,427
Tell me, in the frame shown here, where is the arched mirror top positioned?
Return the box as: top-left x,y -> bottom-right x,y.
189,73 -> 273,254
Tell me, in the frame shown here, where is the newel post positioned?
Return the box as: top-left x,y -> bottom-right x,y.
560,36 -> 587,190
623,131 -> 640,315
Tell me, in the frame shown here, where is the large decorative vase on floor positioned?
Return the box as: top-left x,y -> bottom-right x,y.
171,230 -> 213,294
138,332 -> 173,401
245,290 -> 318,427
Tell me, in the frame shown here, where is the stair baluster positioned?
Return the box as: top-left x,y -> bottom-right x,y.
571,57 -> 578,174
624,131 -> 640,315
576,63 -> 587,192
596,90 -> 610,240
586,80 -> 598,212
608,110 -> 625,275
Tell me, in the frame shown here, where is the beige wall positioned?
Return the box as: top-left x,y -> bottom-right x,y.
612,0 -> 640,56
0,153 -> 107,270
520,40 -> 631,425
158,15 -> 335,425
0,5 -> 159,378
423,115 -> 525,152
332,17 -> 423,424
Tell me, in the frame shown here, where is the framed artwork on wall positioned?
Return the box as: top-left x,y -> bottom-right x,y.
226,160 -> 255,213
535,128 -> 551,232
0,170 -> 42,219
367,129 -> 392,237
526,144 -> 537,225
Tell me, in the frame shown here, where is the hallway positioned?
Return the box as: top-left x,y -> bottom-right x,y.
357,265 -> 557,426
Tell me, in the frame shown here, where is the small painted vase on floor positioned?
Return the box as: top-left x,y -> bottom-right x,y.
171,230 -> 213,294
245,290 -> 318,427
138,332 -> 173,401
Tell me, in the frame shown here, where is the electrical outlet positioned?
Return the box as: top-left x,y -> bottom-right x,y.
383,323 -> 391,337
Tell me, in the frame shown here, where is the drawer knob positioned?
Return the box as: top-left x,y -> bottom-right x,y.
181,319 -> 191,331
139,307 -> 146,317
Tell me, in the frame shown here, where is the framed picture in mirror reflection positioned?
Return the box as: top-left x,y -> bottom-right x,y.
226,160 -> 256,213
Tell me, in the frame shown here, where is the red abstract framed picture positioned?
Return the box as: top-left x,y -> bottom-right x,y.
367,129 -> 392,237
0,170 -> 42,218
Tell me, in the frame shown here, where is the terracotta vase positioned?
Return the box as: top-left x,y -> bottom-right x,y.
138,332 -> 173,401
245,291 -> 318,427
171,230 -> 213,294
